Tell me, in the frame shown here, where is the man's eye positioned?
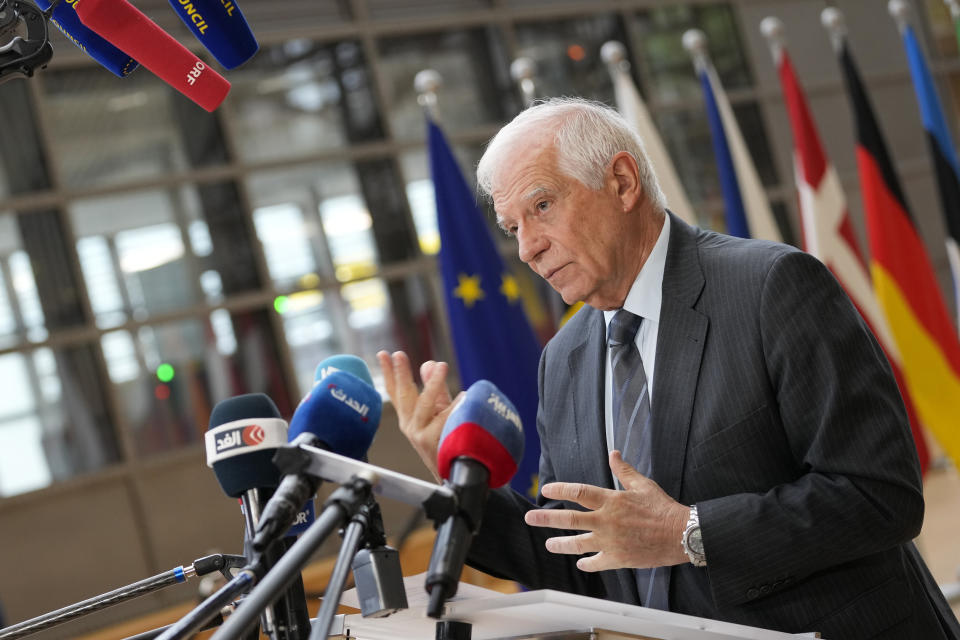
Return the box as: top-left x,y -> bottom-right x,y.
536,200 -> 551,212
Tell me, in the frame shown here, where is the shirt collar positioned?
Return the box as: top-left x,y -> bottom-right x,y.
603,214 -> 670,332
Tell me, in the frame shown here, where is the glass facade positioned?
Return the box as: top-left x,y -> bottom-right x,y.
0,0 -> 942,498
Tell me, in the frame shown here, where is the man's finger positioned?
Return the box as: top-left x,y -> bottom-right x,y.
540,482 -> 610,510
524,506 -> 594,531
409,361 -> 451,431
386,351 -> 419,418
575,551 -> 612,573
609,450 -> 647,491
544,532 -> 599,556
422,360 -> 453,407
376,351 -> 395,399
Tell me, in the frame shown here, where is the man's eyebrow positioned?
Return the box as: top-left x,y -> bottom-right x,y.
522,187 -> 549,201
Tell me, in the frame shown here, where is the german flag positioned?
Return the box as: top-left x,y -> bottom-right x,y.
831,24 -> 960,468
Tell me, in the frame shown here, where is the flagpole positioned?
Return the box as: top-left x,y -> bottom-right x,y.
510,57 -> 537,109
759,16 -> 785,66
414,68 -> 442,121
820,7 -> 847,53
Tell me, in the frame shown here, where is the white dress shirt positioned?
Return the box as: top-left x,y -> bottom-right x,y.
603,214 -> 670,478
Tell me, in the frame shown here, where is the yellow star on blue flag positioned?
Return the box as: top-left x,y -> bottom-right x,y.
453,273 -> 485,308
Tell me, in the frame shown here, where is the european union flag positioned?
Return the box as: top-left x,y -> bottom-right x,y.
427,117 -> 542,499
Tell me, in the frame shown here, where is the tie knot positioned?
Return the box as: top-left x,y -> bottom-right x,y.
608,309 -> 643,347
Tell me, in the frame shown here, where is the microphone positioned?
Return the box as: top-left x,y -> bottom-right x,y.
252,363 -> 381,553
73,0 -> 230,112
282,355 -> 373,538
425,379 -> 524,618
200,393 -> 308,640
167,0 -> 258,69
205,393 -> 286,498
34,0 -> 139,77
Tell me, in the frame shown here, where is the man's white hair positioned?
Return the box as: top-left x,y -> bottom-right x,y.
476,97 -> 666,211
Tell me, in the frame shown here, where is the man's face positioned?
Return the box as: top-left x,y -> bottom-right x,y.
492,143 -> 637,310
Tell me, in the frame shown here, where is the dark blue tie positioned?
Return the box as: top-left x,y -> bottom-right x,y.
608,309 -> 670,610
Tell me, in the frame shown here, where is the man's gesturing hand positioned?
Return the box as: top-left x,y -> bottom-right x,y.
377,350 -> 461,482
524,451 -> 690,571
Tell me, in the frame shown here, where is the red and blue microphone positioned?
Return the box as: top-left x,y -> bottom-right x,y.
74,0 -> 230,111
426,379 -> 524,617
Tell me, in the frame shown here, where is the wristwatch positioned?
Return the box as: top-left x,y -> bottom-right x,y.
681,505 -> 707,567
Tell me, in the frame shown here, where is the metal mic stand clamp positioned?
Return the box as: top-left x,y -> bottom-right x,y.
0,0 -> 55,82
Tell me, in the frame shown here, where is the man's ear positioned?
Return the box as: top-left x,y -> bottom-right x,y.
609,151 -> 643,210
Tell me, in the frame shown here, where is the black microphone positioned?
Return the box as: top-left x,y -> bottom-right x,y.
202,393 -> 309,640
426,380 -> 525,618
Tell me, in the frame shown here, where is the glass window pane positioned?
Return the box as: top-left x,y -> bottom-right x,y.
70,186 -> 254,324
41,67 -> 224,189
0,345 -> 121,497
0,213 -> 50,347
378,29 -> 514,141
630,4 -> 752,104
248,163 -> 383,286
228,39 -> 382,162
514,14 -> 631,105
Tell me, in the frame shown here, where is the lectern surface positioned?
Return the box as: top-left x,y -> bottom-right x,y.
329,589 -> 818,640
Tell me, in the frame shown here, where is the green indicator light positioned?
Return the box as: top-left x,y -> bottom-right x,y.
156,363 -> 175,383
274,295 -> 288,314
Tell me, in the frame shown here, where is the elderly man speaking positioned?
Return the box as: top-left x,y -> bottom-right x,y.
378,98 -> 960,639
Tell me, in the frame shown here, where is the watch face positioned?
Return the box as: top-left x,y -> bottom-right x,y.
690,527 -> 704,555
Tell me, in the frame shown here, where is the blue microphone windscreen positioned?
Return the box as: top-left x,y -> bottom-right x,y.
288,370 -> 381,460
314,355 -> 374,386
36,0 -> 139,77
167,0 -> 258,69
207,393 -> 288,497
437,380 -> 524,488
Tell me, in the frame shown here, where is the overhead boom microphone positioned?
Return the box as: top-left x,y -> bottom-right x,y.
74,0 -> 230,111
34,0 -> 138,77
167,0 -> 258,69
426,379 -> 524,618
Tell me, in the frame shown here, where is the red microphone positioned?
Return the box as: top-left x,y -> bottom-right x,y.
74,0 -> 230,112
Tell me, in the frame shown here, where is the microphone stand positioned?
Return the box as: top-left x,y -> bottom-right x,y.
308,500 -> 373,640
210,473 -> 374,640
120,611 -> 227,640
0,554 -> 245,640
154,568 -> 259,640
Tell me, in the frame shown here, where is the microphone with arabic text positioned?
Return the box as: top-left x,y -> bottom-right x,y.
74,0 -> 230,111
251,357 -> 381,553
425,379 -> 524,618
34,0 -> 139,77
167,0 -> 258,69
154,393 -> 298,640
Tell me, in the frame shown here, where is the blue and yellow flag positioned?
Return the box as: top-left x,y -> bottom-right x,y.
427,117 -> 542,499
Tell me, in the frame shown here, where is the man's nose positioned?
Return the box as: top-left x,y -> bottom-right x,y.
516,225 -> 546,264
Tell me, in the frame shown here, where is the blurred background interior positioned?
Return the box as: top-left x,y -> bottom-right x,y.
0,0 -> 958,637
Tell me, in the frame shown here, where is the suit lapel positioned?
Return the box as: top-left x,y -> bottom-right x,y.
650,214 -> 708,501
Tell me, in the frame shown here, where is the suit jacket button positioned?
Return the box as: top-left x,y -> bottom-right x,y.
760,584 -> 771,594
746,588 -> 760,600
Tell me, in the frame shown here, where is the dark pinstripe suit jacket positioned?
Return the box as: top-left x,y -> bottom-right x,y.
467,214 -> 960,639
